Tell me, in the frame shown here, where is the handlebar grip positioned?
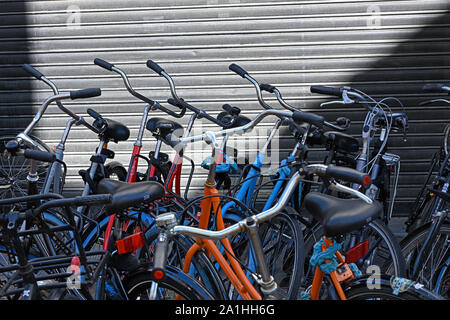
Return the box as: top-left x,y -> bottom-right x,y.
23,64 -> 44,80
325,164 -> 371,187
336,117 -> 350,127
229,63 -> 248,78
87,108 -> 103,120
222,104 -> 241,116
260,83 -> 276,93
167,98 -> 184,109
94,58 -> 114,71
423,83 -> 447,93
70,88 -> 102,100
35,194 -> 112,215
24,149 -> 56,163
292,111 -> 324,128
310,86 -> 343,97
74,194 -> 112,206
146,60 -> 165,75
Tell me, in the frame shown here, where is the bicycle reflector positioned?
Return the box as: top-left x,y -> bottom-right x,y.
362,175 -> 371,187
116,232 -> 145,255
152,269 -> 165,281
345,240 -> 369,264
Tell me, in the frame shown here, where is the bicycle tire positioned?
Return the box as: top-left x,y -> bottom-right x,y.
0,135 -> 51,212
390,221 -> 450,299
343,274 -> 444,300
142,228 -> 227,300
125,267 -> 214,300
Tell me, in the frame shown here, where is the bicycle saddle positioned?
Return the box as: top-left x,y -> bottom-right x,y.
146,117 -> 184,136
97,179 -> 165,213
101,118 -> 130,143
217,111 -> 251,129
323,131 -> 359,154
303,192 -> 382,237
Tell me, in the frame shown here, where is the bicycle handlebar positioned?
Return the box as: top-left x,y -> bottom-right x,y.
94,58 -> 186,118
94,58 -> 114,71
23,149 -> 56,163
423,83 -> 450,94
33,194 -> 112,216
69,88 -> 101,100
310,85 -> 344,97
228,63 -> 273,110
146,60 -> 165,76
259,83 -> 350,131
23,64 -> 44,80
172,163 -> 371,240
21,65 -> 103,136
229,63 -> 248,78
167,98 -> 237,128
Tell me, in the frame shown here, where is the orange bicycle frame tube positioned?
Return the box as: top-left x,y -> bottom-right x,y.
309,237 -> 348,300
181,185 -> 261,300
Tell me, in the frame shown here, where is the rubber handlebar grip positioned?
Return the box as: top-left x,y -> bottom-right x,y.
94,58 -> 114,71
23,64 -> 44,79
292,111 -> 325,128
24,149 -> 56,163
167,98 -> 184,109
70,88 -> 101,100
146,60 -> 165,75
70,194 -> 112,206
260,83 -> 276,93
423,83 -> 446,93
229,63 -> 248,78
310,86 -> 343,97
326,164 -> 371,187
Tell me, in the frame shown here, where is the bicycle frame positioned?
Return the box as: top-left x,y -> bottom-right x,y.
309,236 -> 353,300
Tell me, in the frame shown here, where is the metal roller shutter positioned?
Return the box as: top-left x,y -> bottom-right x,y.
1,0 -> 449,216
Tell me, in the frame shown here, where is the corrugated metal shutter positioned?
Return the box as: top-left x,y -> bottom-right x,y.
1,0 -> 449,216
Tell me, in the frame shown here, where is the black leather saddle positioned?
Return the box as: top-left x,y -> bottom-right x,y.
146,117 -> 184,137
304,192 -> 382,237
102,119 -> 130,143
323,131 -> 359,154
97,179 -> 165,213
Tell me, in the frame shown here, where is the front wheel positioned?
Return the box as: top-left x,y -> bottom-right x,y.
125,268 -> 214,300
389,222 -> 450,299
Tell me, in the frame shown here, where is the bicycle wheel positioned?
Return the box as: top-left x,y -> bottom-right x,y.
390,222 -> 450,299
343,274 -> 444,300
125,267 -> 214,300
406,195 -> 439,234
142,228 -> 227,300
302,219 -> 406,291
0,135 -> 51,212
